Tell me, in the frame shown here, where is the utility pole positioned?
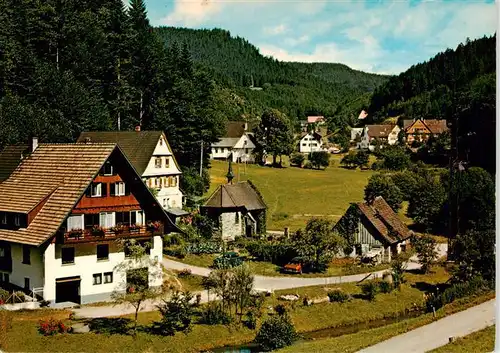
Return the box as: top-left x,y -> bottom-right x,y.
199,140 -> 204,177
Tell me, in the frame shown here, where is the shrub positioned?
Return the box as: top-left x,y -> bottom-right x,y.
327,289 -> 350,303
244,240 -> 297,265
361,281 -> 379,301
274,303 -> 288,316
425,276 -> 489,312
177,269 -> 192,278
255,314 -> 298,351
308,151 -> 330,169
200,303 -> 232,325
378,281 -> 393,294
154,291 -> 194,336
0,288 -> 9,303
303,161 -> 313,169
38,318 -> 68,336
290,153 -> 305,167
184,241 -> 222,255
244,309 -> 257,329
164,246 -> 186,259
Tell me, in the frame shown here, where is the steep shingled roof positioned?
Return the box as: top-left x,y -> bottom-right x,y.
0,144 -> 117,245
355,196 -> 412,244
366,125 -> 396,138
0,145 -> 28,182
77,131 -> 165,175
202,181 -> 266,211
226,121 -> 254,138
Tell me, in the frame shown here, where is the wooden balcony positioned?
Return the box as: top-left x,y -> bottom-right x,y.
63,223 -> 164,244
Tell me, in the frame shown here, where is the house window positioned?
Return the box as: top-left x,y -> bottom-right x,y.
24,277 -> 30,290
0,213 -> 6,225
67,214 -> 83,231
93,273 -> 102,285
102,161 -> 113,176
104,272 -> 113,284
99,212 -> 115,229
155,157 -> 162,168
245,148 -> 249,154
114,182 -> 125,196
172,176 -> 177,187
3,273 -> 8,283
165,158 -> 170,168
130,210 -> 144,225
14,214 -> 20,227
91,183 -> 102,197
156,177 -> 161,188
302,143 -> 306,147
159,138 -> 163,146
62,247 -> 75,264
84,213 -> 100,229
97,244 -> 109,261
0,248 -> 4,257
235,212 -> 239,224
162,198 -> 167,208
22,245 -> 30,265
115,211 -> 130,225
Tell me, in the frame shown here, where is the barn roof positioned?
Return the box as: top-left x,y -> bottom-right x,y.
355,196 -> 412,244
202,181 -> 266,211
366,125 -> 396,138
77,131 -> 165,175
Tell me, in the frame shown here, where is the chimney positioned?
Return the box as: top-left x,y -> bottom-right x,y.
135,126 -> 141,132
30,137 -> 38,152
84,137 -> 92,144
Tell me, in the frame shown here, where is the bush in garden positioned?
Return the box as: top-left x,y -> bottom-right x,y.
177,269 -> 192,278
0,288 -> 9,304
378,280 -> 393,294
425,276 -> 488,312
254,314 -> 298,351
244,240 -> 297,265
200,303 -> 232,325
38,318 -> 68,336
361,281 -> 379,301
327,289 -> 350,303
184,241 -> 222,255
244,309 -> 257,329
154,291 -> 194,336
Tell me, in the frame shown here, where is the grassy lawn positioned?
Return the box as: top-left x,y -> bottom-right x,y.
205,156 -> 373,231
0,265 -> 493,353
429,325 -> 495,353
173,270 -> 205,292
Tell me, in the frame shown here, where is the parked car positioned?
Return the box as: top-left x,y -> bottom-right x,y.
213,251 -> 244,269
282,257 -> 308,274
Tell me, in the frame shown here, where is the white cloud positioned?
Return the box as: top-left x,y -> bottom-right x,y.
160,0 -> 225,27
263,24 -> 287,35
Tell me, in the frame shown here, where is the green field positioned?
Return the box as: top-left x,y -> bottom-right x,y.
205,155 -> 373,231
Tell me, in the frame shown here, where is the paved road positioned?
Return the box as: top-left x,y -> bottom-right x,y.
163,243 -> 448,292
357,299 -> 496,353
73,244 -> 447,318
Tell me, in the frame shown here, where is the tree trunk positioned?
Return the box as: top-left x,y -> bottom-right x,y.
133,300 -> 141,338
272,154 -> 277,166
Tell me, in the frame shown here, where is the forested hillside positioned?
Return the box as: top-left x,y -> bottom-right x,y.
155,27 -> 389,125
0,0 -> 226,181
367,35 -> 496,174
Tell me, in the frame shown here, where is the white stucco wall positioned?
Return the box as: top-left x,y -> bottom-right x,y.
43,235 -> 163,304
298,134 -> 322,153
3,244 -> 45,293
211,146 -> 232,159
142,134 -> 183,210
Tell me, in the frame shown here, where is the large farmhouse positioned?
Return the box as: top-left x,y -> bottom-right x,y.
77,130 -> 186,220
358,124 -> 401,150
0,143 -> 177,305
334,196 -> 412,263
403,118 -> 449,145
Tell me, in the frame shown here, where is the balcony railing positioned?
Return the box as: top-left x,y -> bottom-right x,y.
63,223 -> 164,243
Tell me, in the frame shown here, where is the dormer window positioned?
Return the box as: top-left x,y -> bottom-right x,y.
155,157 -> 162,168
14,215 -> 21,227
0,213 -> 6,225
102,161 -> 113,176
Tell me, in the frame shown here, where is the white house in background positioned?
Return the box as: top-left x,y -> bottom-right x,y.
211,121 -> 256,163
78,130 -> 187,221
350,128 -> 364,143
298,127 -> 328,153
0,143 -> 178,305
359,124 -> 401,151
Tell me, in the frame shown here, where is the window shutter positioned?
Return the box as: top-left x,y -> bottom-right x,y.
101,183 -> 107,197
110,183 -> 116,196
125,182 -> 130,195
85,185 -> 92,197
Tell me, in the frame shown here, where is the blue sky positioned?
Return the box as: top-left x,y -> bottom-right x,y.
140,0 -> 497,74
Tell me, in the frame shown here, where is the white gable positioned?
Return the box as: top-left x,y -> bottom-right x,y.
143,133 -> 182,177
233,134 -> 256,149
